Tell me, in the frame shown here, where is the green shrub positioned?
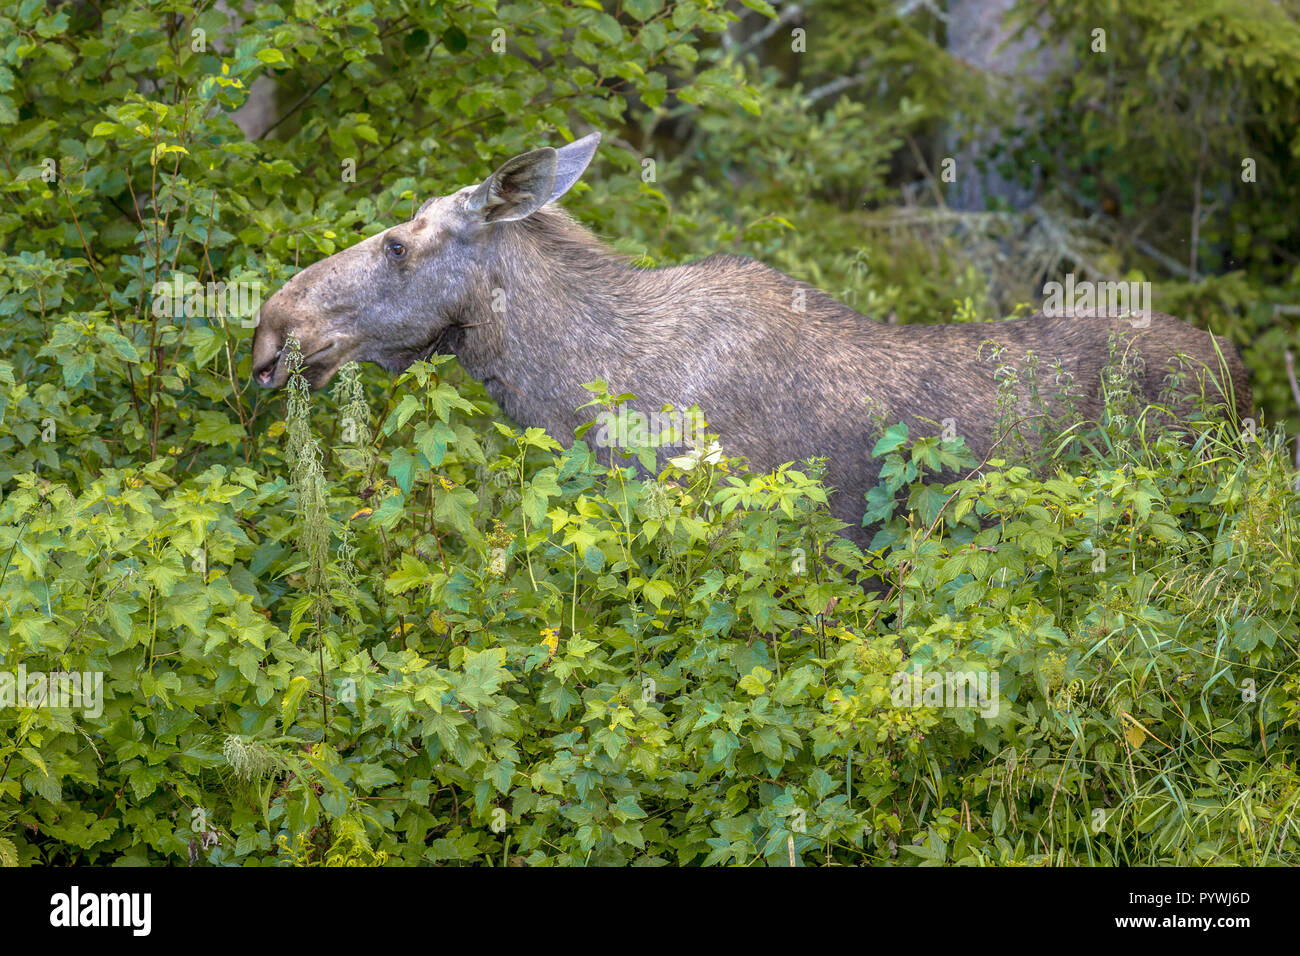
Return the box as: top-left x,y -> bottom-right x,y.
3,333 -> 1297,863
1,0 -> 1297,866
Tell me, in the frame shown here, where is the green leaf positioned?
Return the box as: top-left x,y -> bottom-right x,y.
415,420 -> 457,468
403,28 -> 430,54
872,423 -> 909,457
738,666 -> 772,695
193,411 -> 244,447
641,578 -> 675,608
386,554 -> 433,595
702,601 -> 736,636
388,447 -> 419,495
625,0 -> 662,21
589,12 -> 623,44
59,351 -> 94,388
441,25 -> 468,54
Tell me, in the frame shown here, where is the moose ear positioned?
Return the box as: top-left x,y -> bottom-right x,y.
466,147 -> 559,223
548,131 -> 601,203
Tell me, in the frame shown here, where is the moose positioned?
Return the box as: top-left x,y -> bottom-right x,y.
252,132 -> 1252,547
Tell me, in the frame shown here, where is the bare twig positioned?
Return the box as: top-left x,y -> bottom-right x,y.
725,4 -> 804,56
905,134 -> 948,209
803,66 -> 869,107
1132,236 -> 1192,279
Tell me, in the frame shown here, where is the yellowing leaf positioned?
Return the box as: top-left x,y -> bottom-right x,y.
1124,722 -> 1146,748
149,143 -> 189,166
281,676 -> 309,729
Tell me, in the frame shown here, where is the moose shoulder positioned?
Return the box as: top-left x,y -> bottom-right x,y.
252,132 -> 1252,548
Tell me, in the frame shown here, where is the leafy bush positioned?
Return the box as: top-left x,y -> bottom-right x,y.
1,0 -> 1297,866
3,326 -> 1297,864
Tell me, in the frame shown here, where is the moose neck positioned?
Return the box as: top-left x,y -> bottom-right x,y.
448,206 -> 888,441
453,209 -> 673,432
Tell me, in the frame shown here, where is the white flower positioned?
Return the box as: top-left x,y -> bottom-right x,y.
668,440 -> 724,472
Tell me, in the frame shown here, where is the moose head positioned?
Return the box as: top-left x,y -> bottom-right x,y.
250,132 -> 603,391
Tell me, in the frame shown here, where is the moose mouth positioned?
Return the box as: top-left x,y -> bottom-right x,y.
254,342 -> 336,389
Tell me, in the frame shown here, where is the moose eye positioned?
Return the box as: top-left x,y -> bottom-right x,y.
385,239 -> 407,259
